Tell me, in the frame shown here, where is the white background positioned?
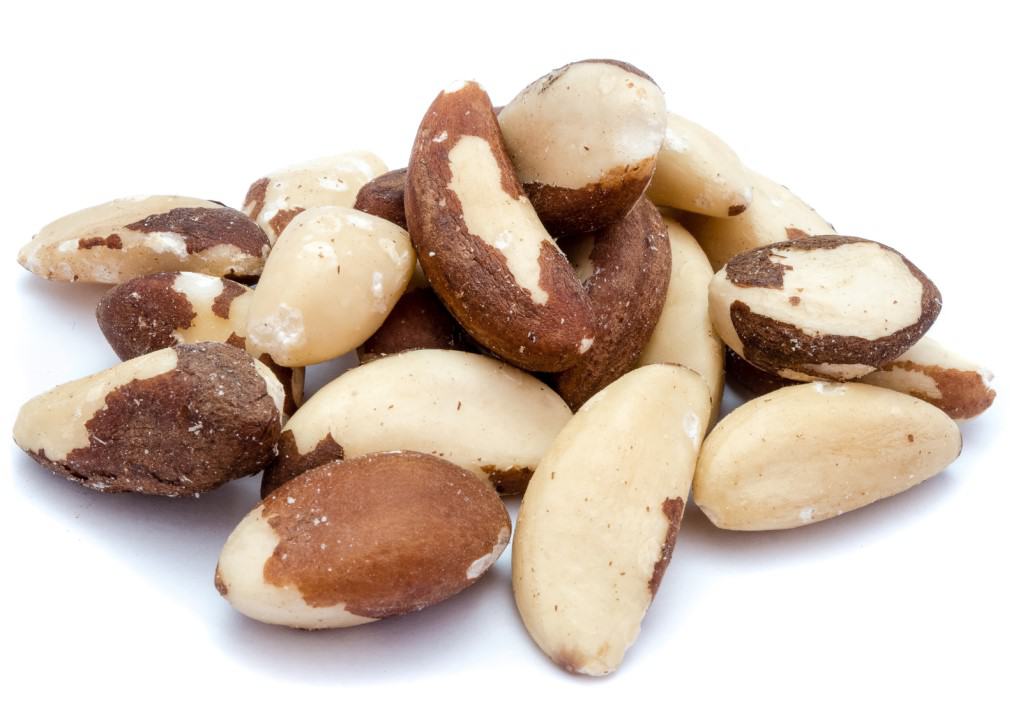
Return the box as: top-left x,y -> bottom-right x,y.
3,1 -> 1021,717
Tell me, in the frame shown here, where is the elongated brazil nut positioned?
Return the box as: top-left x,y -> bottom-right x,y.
13,342 -> 284,496
709,236 -> 942,381
513,365 -> 712,676
19,196 -> 271,283
216,451 -> 511,629
554,197 -> 671,410
499,59 -> 667,236
693,382 -> 961,530
95,272 -> 303,413
262,349 -> 572,497
405,81 -> 595,373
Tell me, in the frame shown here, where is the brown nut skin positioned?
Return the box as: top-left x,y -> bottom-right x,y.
405,81 -> 595,373
357,287 -> 467,363
554,197 -> 671,410
216,451 -> 511,628
354,168 -> 408,229
95,272 -> 303,414
13,343 -> 283,497
725,346 -> 799,397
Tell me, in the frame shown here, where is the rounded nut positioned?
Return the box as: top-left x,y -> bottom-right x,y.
513,365 -> 712,676
353,167 -> 408,229
245,206 -> 414,367
499,59 -> 667,236
405,81 -> 595,372
242,152 -> 387,244
18,196 -> 271,284
681,171 -> 834,271
709,236 -> 942,381
95,271 -> 303,413
554,197 -> 672,410
638,214 -> 724,420
216,451 -> 511,629
860,336 -> 996,420
357,287 -> 467,363
693,382 -> 962,530
647,112 -> 753,218
261,349 -> 572,497
13,342 -> 284,496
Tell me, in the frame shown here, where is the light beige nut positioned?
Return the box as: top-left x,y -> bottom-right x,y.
513,364 -> 712,676
681,171 -> 834,271
13,342 -> 284,497
709,236 -> 942,381
353,167 -> 408,229
861,336 -> 995,420
245,206 -> 414,367
216,451 -> 510,629
357,287 -> 467,363
261,349 -> 572,497
95,271 -> 303,414
638,215 -> 724,419
18,196 -> 271,284
405,81 -> 595,372
647,112 -> 753,217
242,152 -> 387,244
499,59 -> 667,236
694,382 -> 962,530
554,197 -> 671,410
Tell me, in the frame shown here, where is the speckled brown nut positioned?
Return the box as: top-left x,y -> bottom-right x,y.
242,152 -> 387,244
405,81 -> 595,373
13,343 -> 284,497
261,349 -> 572,497
18,196 -> 271,284
638,215 -> 725,420
353,167 -> 408,229
357,287 -> 467,362
709,236 -> 942,381
860,336 -> 996,420
724,346 -> 798,397
215,451 -> 511,629
647,112 -> 753,217
499,59 -> 667,236
513,365 -> 712,676
680,172 -> 834,271
693,382 -> 962,530
554,198 -> 671,410
95,271 -> 303,414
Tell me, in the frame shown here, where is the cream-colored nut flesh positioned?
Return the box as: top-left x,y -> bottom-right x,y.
242,152 -> 387,244
638,217 -> 724,420
682,172 -> 834,271
861,336 -> 996,420
647,113 -> 753,217
245,207 -> 414,367
693,382 -> 961,530
18,196 -> 270,283
270,350 -> 571,491
513,365 -> 712,676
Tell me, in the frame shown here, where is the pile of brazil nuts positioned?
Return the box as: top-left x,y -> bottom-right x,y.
13,59 -> 996,676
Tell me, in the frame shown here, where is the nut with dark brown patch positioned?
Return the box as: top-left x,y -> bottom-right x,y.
242,152 -> 387,244
13,342 -> 284,496
354,167 -> 408,229
553,197 -> 671,410
499,59 -> 667,236
357,287 -> 467,363
18,196 -> 272,284
215,451 -> 511,629
405,81 -> 595,372
725,346 -> 799,397
709,236 -> 942,382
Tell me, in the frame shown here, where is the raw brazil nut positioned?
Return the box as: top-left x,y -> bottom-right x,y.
261,349 -> 572,497
353,167 -> 408,229
19,196 -> 271,283
513,365 -> 712,676
499,59 -> 667,236
216,451 -> 511,629
709,236 -> 942,381
405,81 -> 594,372
357,287 -> 467,362
693,382 -> 962,530
13,342 -> 284,496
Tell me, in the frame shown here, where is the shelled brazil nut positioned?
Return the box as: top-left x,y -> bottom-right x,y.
357,287 -> 468,362
354,168 -> 409,229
